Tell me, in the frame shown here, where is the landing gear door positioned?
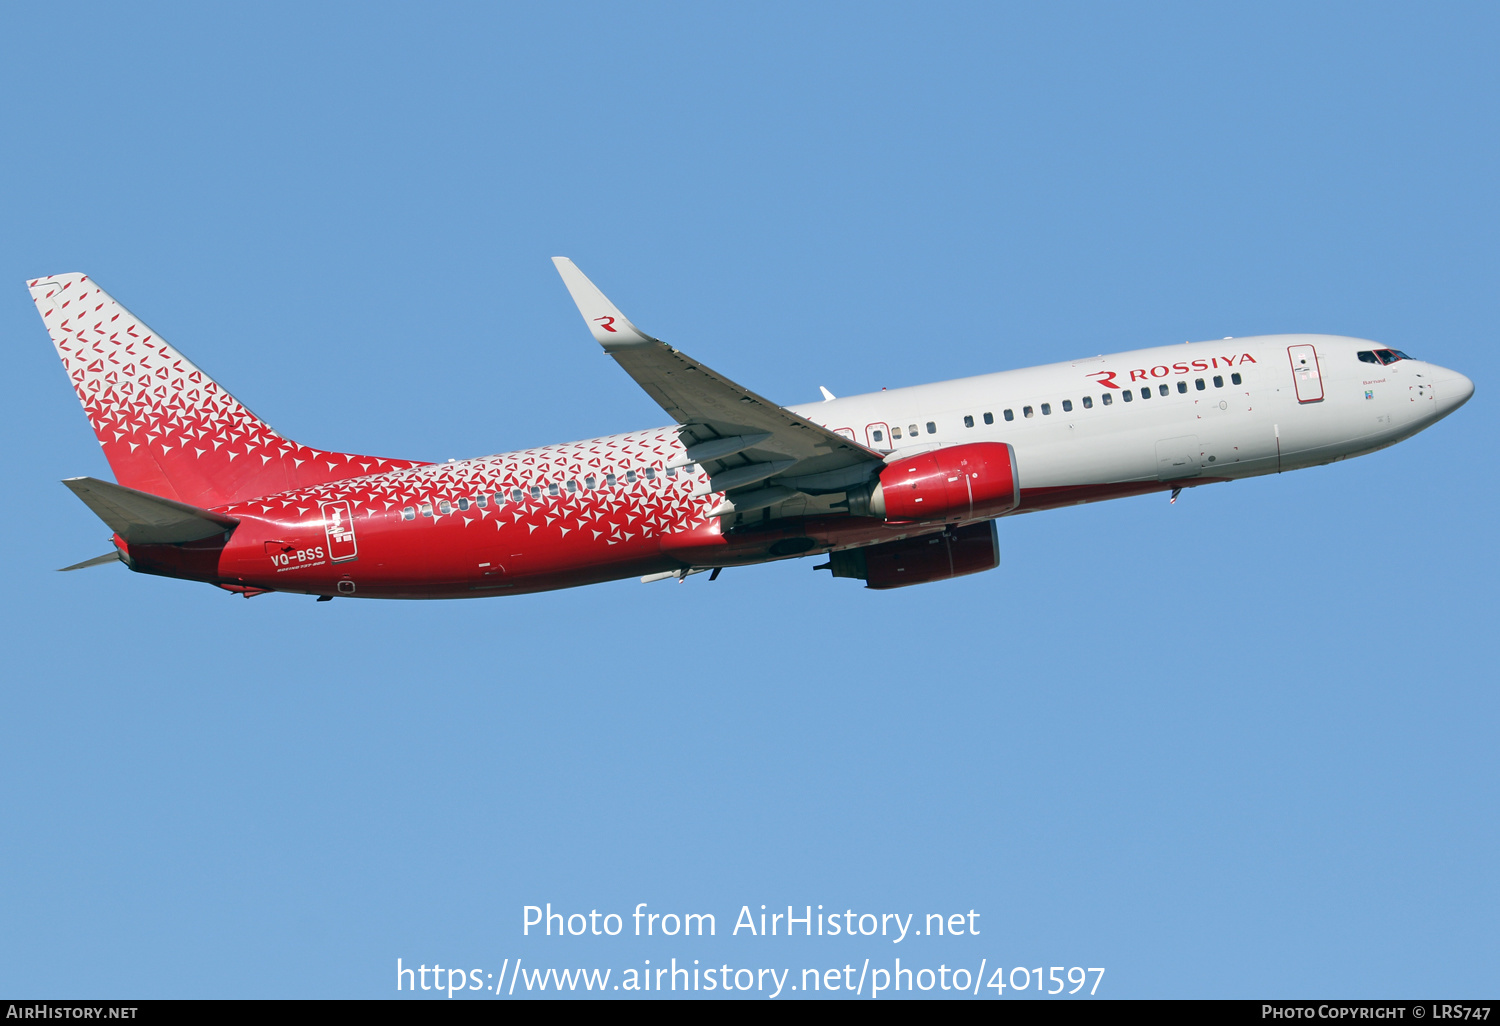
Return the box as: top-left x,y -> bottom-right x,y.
1288,344 -> 1324,403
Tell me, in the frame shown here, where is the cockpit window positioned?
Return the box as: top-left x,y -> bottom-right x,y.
1357,351 -> 1381,365
1374,349 -> 1412,365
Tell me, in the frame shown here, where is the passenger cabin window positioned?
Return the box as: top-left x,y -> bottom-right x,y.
1122,391 -> 1133,403
530,485 -> 541,499
512,488 -> 524,501
567,479 -> 578,492
457,497 -> 470,511
1004,409 -> 1014,421
871,429 -> 884,442
585,474 -> 596,489
420,502 -> 433,517
644,468 -> 656,481
476,493 -> 487,508
547,483 -> 559,497
438,500 -> 452,515
891,426 -> 902,439
1195,378 -> 1205,390
1101,393 -> 1112,406
964,415 -> 974,428
1231,372 -> 1243,385
1082,395 -> 1093,409
1062,399 -> 1073,412
925,421 -> 936,434
606,473 -> 617,487
1041,403 -> 1052,415
1177,381 -> 1187,393
402,506 -> 415,521
1213,375 -> 1224,387
1158,384 -> 1169,396
1140,388 -> 1151,400
1024,406 -> 1034,418
983,412 -> 994,425
665,467 -> 676,478
625,470 -> 637,483
909,424 -> 919,436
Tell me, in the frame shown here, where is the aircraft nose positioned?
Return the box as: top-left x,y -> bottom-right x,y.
1434,366 -> 1475,412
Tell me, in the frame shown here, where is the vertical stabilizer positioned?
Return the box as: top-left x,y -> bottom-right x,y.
29,274 -> 424,508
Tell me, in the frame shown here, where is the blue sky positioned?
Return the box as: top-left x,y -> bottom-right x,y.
1,2 -> 1495,999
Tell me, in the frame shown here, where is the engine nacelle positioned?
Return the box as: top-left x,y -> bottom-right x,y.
848,441 -> 1019,523
821,520 -> 1000,589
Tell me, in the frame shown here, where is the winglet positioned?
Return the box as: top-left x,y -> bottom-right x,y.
551,257 -> 657,348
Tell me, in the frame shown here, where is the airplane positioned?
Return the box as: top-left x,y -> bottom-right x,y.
30,260 -> 1473,599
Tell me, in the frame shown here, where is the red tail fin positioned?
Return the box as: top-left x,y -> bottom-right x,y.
29,273 -> 425,508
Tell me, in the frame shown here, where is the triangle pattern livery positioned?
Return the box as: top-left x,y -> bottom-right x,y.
30,261 -> 1473,598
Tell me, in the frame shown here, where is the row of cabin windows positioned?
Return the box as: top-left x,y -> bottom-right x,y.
398,464 -> 687,521
865,370 -> 1249,443
870,421 -> 938,443
956,373 -> 1244,426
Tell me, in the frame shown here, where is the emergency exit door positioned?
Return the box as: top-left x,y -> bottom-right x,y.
1288,344 -> 1324,403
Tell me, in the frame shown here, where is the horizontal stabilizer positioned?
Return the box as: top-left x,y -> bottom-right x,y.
58,551 -> 124,571
63,477 -> 239,544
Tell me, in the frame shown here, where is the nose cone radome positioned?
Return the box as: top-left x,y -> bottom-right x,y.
1435,367 -> 1475,413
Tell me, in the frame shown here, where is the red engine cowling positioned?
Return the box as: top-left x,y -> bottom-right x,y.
865,441 -> 1019,522
821,520 -> 1000,589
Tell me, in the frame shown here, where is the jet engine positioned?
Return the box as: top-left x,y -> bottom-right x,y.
818,520 -> 1000,589
845,441 -> 1019,523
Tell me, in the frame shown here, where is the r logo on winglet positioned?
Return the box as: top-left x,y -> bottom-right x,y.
594,316 -> 617,333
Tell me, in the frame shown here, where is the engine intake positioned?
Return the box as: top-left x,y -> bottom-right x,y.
847,442 -> 1019,522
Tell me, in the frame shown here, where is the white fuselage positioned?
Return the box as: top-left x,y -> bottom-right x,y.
786,334 -> 1471,494
197,332 -> 1471,598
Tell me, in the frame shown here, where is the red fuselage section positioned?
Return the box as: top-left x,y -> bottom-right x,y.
121,431 -> 1048,599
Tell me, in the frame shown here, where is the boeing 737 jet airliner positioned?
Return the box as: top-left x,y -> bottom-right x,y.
31,261 -> 1473,597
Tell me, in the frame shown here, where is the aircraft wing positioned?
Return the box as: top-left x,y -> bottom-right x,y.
552,258 -> 882,517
